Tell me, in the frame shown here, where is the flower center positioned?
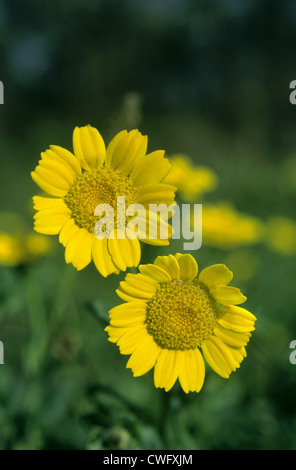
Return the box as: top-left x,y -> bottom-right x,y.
145,280 -> 217,350
64,167 -> 135,233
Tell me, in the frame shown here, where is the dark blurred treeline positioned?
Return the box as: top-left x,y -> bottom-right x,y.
1,0 -> 296,161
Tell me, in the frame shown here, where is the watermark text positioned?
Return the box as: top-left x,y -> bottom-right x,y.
94,197 -> 202,250
0,81 -> 3,104
0,341 -> 4,364
289,340 -> 296,364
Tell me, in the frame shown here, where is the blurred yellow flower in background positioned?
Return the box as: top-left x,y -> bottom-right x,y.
0,233 -> 25,267
0,212 -> 52,267
31,125 -> 176,277
199,202 -> 264,250
265,216 -> 296,256
106,253 -> 256,393
164,154 -> 218,202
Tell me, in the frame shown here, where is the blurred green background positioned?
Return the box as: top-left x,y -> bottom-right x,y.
1,0 -> 296,450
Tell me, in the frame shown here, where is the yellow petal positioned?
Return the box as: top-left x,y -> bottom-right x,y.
92,237 -> 120,277
227,346 -> 246,370
177,349 -> 205,393
193,348 -> 206,392
202,336 -> 240,378
105,130 -> 127,166
116,278 -> 155,302
106,129 -> 148,174
49,145 -> 82,176
65,228 -> 94,270
174,253 -> 198,281
154,254 -> 180,280
198,264 -> 233,289
40,149 -> 78,185
31,166 -> 70,197
139,263 -> 171,283
59,218 -> 80,247
33,206 -> 71,235
33,196 -> 65,211
109,301 -> 147,327
105,325 -> 130,344
117,324 -> 148,355
214,323 -> 251,348
137,210 -> 172,246
124,272 -> 159,290
73,125 -> 106,170
34,204 -> 71,220
109,311 -> 146,328
109,300 -> 147,317
217,305 -> 256,333
140,238 -> 170,247
115,290 -> 139,303
116,273 -> 158,302
211,286 -> 247,305
131,150 -> 171,186
107,230 -> 141,272
154,349 -> 179,391
127,334 -> 161,377
135,183 -> 176,206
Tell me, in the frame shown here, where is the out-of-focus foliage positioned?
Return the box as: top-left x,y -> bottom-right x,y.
1,0 -> 296,450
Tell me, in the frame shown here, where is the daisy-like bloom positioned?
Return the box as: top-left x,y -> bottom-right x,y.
105,253 -> 256,393
163,154 -> 218,202
0,212 -> 52,267
264,216 -> 296,256
0,232 -> 52,267
31,126 -> 176,276
198,202 -> 264,250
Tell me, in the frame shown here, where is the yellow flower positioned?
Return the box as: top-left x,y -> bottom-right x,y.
200,202 -> 264,249
0,212 -> 52,267
163,154 -> 218,202
265,216 -> 296,256
105,253 -> 256,393
31,126 -> 176,276
26,233 -> 53,258
0,232 -> 25,267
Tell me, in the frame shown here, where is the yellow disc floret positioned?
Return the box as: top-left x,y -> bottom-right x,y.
64,167 -> 135,233
145,279 -> 217,350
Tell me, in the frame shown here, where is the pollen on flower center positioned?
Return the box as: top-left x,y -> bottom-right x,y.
145,279 -> 217,350
64,167 -> 135,233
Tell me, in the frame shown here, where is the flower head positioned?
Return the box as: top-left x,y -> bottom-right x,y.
199,202 -> 264,249
265,216 -> 296,256
164,154 -> 218,202
31,126 -> 176,276
106,253 -> 256,393
0,212 -> 52,267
